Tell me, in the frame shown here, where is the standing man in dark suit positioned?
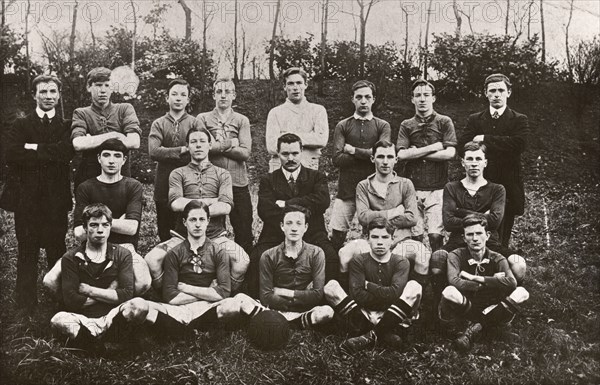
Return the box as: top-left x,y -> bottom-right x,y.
0,75 -> 74,311
247,133 -> 338,298
459,74 -> 530,248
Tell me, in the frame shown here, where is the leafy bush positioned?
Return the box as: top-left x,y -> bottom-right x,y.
269,34 -> 317,78
136,33 -> 215,113
428,33 -> 559,99
268,35 -> 420,102
570,35 -> 600,85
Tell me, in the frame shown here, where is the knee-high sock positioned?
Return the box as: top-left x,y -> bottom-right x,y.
439,295 -> 472,320
290,311 -> 314,330
482,297 -> 519,326
150,312 -> 192,339
334,296 -> 370,334
374,299 -> 412,337
188,307 -> 220,331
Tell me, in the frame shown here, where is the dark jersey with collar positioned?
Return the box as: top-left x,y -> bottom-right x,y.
60,243 -> 134,317
162,238 -> 231,303
349,252 -> 410,311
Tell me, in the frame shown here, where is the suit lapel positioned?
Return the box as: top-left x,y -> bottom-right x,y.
273,169 -> 294,198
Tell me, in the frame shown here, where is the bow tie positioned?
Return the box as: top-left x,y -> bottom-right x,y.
492,111 -> 500,119
468,258 -> 490,266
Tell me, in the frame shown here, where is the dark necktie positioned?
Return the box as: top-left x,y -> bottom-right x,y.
42,113 -> 50,125
492,111 -> 500,119
288,176 -> 298,196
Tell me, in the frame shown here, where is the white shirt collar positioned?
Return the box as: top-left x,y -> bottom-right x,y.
282,166 -> 301,181
36,107 -> 56,119
489,105 -> 507,117
354,112 -> 373,121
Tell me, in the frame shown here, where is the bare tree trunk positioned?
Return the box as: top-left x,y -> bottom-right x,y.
240,26 -> 246,81
268,0 -> 281,80
201,0 -> 216,52
25,0 -> 31,88
1,0 -> 6,96
540,0 -> 545,62
69,0 -> 78,74
233,0 -> 239,82
401,5 -> 409,62
527,0 -> 533,39
423,0 -> 433,79
453,0 -> 461,38
89,17 -> 96,50
505,0 -> 510,35
565,0 -> 574,79
130,0 -> 136,69
178,0 -> 192,40
357,0 -> 380,78
252,57 -> 256,80
318,0 -> 329,94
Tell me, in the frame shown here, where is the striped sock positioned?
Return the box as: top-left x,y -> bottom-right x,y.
334,296 -> 358,316
375,299 -> 412,336
290,311 -> 315,330
248,303 -> 266,317
334,296 -> 369,334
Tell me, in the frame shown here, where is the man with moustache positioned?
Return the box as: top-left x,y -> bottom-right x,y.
247,133 -> 338,298
1,74 -> 74,311
71,67 -> 141,188
266,67 -> 329,171
197,78 -> 254,254
149,79 -> 203,242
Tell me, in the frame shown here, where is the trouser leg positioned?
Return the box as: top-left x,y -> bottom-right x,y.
230,186 -> 254,254
428,233 -> 444,253
156,201 -> 178,243
246,242 -> 278,298
15,212 -> 40,309
499,214 -> 516,249
330,230 -> 347,254
310,236 -> 339,283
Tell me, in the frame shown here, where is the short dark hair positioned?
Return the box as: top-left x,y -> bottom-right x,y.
372,139 -> 395,157
182,200 -> 210,220
186,127 -> 212,144
213,77 -> 235,91
167,79 -> 190,93
281,204 -> 311,223
462,141 -> 487,157
87,67 -> 112,85
282,67 -> 308,83
352,80 -> 376,97
411,78 -> 435,95
462,214 -> 488,231
484,73 -> 512,92
31,75 -> 62,93
82,203 -> 113,228
367,217 -> 394,235
277,133 -> 303,152
97,138 -> 129,156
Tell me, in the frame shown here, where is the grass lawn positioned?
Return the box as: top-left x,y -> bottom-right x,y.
0,81 -> 598,385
